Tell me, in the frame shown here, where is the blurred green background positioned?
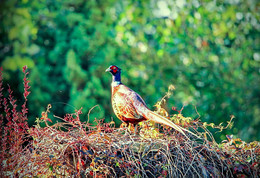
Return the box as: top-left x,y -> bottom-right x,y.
0,0 -> 259,142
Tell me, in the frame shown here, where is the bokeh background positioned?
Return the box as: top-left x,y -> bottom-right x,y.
0,0 -> 259,142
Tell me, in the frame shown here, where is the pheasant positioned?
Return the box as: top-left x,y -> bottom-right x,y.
106,65 -> 194,138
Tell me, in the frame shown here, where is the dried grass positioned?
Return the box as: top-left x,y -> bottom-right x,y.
4,111 -> 258,177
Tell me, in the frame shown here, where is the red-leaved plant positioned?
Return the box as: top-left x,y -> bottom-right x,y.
0,66 -> 30,175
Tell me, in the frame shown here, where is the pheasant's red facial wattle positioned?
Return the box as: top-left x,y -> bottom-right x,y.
106,65 -> 121,75
111,66 -> 118,74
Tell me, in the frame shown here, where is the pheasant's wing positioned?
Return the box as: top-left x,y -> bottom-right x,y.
112,85 -> 147,120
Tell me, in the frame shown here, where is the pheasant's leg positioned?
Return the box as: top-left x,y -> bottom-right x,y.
133,124 -> 138,135
128,123 -> 135,135
121,122 -> 129,136
120,122 -> 128,127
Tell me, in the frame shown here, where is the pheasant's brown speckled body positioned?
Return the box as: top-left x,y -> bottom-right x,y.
111,84 -> 147,125
106,65 -> 194,138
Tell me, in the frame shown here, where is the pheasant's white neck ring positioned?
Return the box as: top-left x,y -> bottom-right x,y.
111,81 -> 121,87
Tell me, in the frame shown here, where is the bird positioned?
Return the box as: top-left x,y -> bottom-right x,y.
106,65 -> 196,138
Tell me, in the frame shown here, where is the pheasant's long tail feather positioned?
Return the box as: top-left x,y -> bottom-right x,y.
147,111 -> 199,139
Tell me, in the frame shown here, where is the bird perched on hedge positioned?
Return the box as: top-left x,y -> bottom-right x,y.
106,65 -> 194,138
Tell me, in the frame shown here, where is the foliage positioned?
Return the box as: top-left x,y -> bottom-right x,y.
0,66 -> 30,175
0,0 -> 259,143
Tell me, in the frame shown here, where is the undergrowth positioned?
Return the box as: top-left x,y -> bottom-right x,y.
0,66 -> 259,177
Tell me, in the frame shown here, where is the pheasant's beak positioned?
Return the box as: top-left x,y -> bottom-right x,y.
105,68 -> 111,72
